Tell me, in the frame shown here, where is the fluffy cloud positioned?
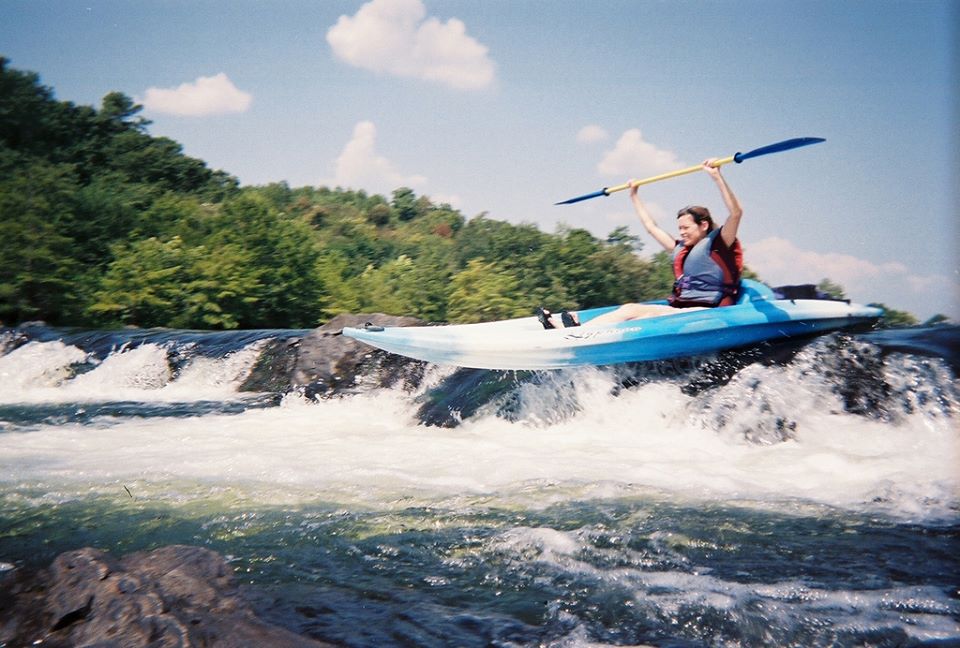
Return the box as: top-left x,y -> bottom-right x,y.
327,121 -> 426,195
326,0 -> 495,90
577,125 -> 609,144
140,73 -> 252,117
749,236 -> 959,317
598,129 -> 683,177
749,237 -> 909,286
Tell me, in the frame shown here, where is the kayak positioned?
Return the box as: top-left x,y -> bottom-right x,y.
342,279 -> 883,370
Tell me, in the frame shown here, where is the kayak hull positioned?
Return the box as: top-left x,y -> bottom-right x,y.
342,280 -> 883,370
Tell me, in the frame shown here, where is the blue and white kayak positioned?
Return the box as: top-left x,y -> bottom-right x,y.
342,280 -> 882,370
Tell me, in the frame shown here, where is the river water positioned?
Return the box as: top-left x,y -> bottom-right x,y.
1,325 -> 958,647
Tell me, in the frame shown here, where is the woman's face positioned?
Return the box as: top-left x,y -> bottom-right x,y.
677,214 -> 710,246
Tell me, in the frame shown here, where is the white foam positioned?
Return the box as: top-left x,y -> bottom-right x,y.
0,341 -> 89,393
1,376 -> 956,521
67,343 -> 172,392
162,339 -> 268,398
0,340 -> 267,404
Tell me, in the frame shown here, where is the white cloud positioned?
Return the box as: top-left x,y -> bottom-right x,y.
326,121 -> 426,195
749,237 -> 908,285
598,129 -> 683,177
577,125 -> 609,144
140,73 -> 252,117
326,0 -> 495,91
749,236 -> 960,317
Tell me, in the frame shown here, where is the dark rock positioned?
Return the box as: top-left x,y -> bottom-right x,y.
863,324 -> 960,373
230,312 -> 429,399
0,545 -> 335,647
238,336 -> 303,393
416,368 -> 535,427
292,313 -> 427,398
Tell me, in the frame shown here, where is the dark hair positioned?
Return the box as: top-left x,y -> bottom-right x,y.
677,205 -> 715,230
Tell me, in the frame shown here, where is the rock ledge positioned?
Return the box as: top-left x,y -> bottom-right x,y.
0,545 -> 334,647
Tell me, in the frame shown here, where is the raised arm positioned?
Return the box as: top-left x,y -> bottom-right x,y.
629,183 -> 676,252
702,159 -> 743,247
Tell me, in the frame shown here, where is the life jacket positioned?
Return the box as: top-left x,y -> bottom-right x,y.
671,229 -> 743,307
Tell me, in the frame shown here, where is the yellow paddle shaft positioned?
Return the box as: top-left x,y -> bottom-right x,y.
604,155 -> 737,195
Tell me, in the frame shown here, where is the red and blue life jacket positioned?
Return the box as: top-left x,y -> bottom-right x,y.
671,229 -> 743,307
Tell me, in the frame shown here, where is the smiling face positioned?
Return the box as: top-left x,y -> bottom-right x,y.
677,213 -> 711,246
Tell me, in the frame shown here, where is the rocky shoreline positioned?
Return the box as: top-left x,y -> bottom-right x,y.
0,545 -> 335,648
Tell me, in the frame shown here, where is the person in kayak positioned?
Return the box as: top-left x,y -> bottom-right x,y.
537,159 -> 743,329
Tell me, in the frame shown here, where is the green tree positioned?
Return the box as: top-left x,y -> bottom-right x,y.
99,91 -> 150,132
357,254 -> 450,321
606,225 -> 643,251
0,57 -> 73,158
544,226 -> 612,308
87,237 -> 190,326
642,251 -> 677,301
18,58 -> 928,333
315,251 -> 362,318
392,187 -> 423,221
817,278 -> 847,300
68,174 -> 159,264
446,259 -> 529,323
0,162 -> 80,323
178,243 -> 262,329
868,304 -> 919,328
357,256 -> 419,317
88,236 -> 264,329
457,215 -> 570,308
211,195 -> 327,327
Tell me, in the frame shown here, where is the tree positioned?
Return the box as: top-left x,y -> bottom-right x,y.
922,314 -> 951,326
606,225 -> 643,251
0,57 -> 64,156
99,91 -> 150,132
868,303 -> 919,328
210,195 -> 327,327
88,236 -> 264,329
644,251 -> 678,300
357,255 -> 450,321
0,162 -> 81,323
817,278 -> 847,301
544,227 -> 609,307
314,251 -> 362,318
87,237 -> 190,326
17,58 -> 935,332
446,259 -> 529,323
178,243 -> 262,329
391,187 -> 423,221
456,216 -> 570,308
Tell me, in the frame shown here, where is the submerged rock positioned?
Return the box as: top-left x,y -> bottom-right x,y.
416,368 -> 535,427
0,545 -> 334,647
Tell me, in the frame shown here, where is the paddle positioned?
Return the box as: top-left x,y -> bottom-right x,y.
555,137 -> 825,205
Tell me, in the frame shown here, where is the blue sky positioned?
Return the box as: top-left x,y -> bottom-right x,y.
3,0 -> 957,319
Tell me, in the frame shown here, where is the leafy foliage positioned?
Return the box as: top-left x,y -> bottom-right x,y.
868,304 -> 920,329
0,59 -> 928,329
447,259 -> 529,323
816,278 -> 847,301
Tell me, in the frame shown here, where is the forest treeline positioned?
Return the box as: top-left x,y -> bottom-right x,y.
0,59 -> 922,329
